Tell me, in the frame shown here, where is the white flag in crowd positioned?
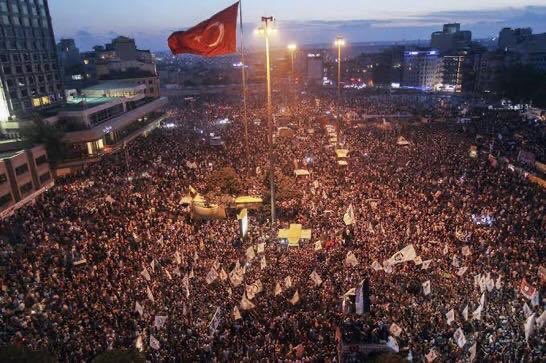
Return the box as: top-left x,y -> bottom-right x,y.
229,263 -> 244,287
472,305 -> 483,321
523,302 -> 533,318
219,268 -> 228,281
385,244 -> 417,266
141,267 -> 151,282
182,274 -> 190,298
285,276 -> 293,288
371,261 -> 383,271
154,315 -> 168,329
310,270 -> 323,286
135,335 -> 143,352
240,293 -> 255,310
457,266 -> 468,277
245,246 -> 256,261
260,256 -> 267,270
174,251 -> 181,265
422,280 -> 431,296
480,292 -> 486,308
343,204 -> 355,225
413,256 -> 423,266
314,240 -> 323,251
386,336 -> 399,353
425,349 -> 438,362
451,255 -> 460,268
290,290 -> 300,305
274,282 -> 283,296
469,342 -> 477,362
446,309 -> 455,325
256,243 -> 265,254
146,286 -> 155,303
536,310 -> 546,329
531,291 -> 539,306
524,313 -> 536,341
212,259 -> 221,271
164,269 -> 172,280
453,327 -> 466,348
189,268 -> 194,279
233,306 -> 242,320
345,251 -> 359,267
421,259 -> 432,270
135,301 -> 144,317
389,323 -> 402,337
150,260 -> 155,273
206,267 -> 218,285
462,246 -> 472,256
462,305 -> 469,321
149,335 -> 160,350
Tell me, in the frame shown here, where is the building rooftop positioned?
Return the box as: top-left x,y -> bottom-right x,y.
83,80 -> 143,91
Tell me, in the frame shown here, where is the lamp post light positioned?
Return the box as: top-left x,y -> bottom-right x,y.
287,43 -> 297,85
256,16 -> 277,226
334,36 -> 345,101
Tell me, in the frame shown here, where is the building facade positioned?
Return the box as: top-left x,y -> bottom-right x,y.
0,144 -> 53,218
0,0 -> 64,134
402,50 -> 441,90
431,23 -> 472,54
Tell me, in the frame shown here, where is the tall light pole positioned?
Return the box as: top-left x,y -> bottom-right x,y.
334,36 -> 345,101
256,17 -> 277,226
287,43 -> 297,85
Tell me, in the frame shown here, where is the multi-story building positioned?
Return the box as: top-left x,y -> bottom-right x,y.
402,50 -> 441,90
431,23 -> 472,54
0,0 -> 64,136
43,81 -> 167,173
0,144 -> 53,218
79,36 -> 160,98
373,46 -> 404,88
497,28 -> 546,71
306,52 -> 324,85
438,52 -> 477,93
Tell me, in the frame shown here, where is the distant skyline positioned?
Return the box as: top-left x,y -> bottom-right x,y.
48,1 -> 546,51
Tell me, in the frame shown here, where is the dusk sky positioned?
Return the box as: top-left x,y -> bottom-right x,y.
49,1 -> 546,51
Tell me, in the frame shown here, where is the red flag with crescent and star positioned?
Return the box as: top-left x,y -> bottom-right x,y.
168,2 -> 239,56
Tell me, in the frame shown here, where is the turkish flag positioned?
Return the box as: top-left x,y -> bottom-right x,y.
168,2 -> 239,57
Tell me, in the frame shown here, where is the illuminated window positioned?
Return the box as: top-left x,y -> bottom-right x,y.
32,97 -> 41,107
41,96 -> 50,105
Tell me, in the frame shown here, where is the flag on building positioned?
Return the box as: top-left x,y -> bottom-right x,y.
168,2 -> 239,56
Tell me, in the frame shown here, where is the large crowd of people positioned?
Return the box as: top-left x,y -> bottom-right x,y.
0,91 -> 544,362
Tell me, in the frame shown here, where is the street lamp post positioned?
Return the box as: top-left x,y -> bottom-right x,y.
334,36 -> 345,145
257,16 -> 276,226
334,36 -> 345,101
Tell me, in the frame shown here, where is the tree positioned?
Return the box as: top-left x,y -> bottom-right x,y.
0,345 -> 57,363
19,119 -> 66,162
91,350 -> 145,363
263,170 -> 301,202
207,167 -> 243,195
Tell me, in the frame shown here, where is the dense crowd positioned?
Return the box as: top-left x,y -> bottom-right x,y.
0,92 -> 544,362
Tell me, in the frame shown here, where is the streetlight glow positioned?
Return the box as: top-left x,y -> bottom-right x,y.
334,36 -> 346,47
287,43 -> 297,51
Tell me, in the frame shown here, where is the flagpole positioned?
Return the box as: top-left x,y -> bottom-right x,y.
239,0 -> 249,162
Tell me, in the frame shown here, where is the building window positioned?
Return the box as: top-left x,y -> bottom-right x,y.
39,172 -> 50,184
15,163 -> 29,176
35,155 -> 47,165
20,182 -> 33,195
0,173 -> 7,184
0,193 -> 12,208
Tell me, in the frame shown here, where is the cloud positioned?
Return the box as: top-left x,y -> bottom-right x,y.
59,6 -> 546,51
